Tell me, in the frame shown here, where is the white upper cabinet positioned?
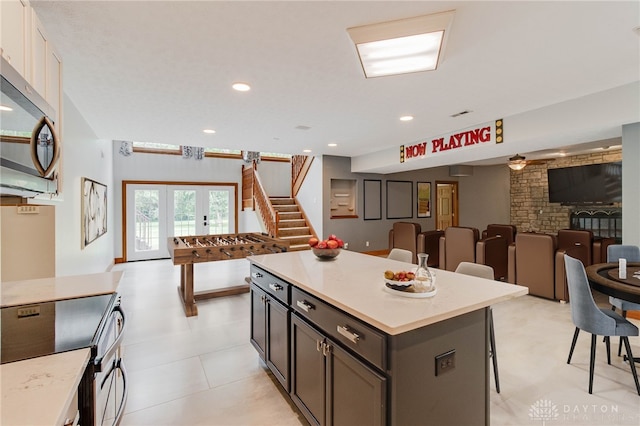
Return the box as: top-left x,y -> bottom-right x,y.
1,1 -> 62,121
0,0 -> 30,79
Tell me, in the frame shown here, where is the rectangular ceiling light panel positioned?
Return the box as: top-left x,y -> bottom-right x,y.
347,10 -> 455,78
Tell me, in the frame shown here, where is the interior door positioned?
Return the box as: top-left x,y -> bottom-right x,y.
436,182 -> 458,230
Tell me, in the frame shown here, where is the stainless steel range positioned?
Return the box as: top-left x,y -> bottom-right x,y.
1,293 -> 127,426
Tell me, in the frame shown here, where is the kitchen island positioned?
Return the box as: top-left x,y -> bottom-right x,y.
248,250 -> 528,425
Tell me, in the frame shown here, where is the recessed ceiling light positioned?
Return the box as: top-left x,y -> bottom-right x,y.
347,10 -> 455,78
203,129 -> 216,134
400,115 -> 414,121
232,82 -> 251,92
303,149 -> 312,153
328,143 -> 337,147
0,105 -> 13,111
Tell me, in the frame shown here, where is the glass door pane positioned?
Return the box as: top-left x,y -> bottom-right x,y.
207,188 -> 233,234
126,185 -> 168,261
172,189 -> 197,236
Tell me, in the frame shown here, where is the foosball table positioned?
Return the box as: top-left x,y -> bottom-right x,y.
168,232 -> 290,316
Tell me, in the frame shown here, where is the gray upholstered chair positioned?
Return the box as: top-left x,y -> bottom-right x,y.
387,248 -> 415,264
564,255 -> 640,395
454,262 -> 500,393
606,244 -> 640,356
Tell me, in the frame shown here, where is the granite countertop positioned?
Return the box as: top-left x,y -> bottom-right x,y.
1,271 -> 124,308
249,250 -> 528,335
1,349 -> 90,426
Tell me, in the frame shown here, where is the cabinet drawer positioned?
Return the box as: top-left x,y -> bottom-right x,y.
291,287 -> 386,371
250,264 -> 290,305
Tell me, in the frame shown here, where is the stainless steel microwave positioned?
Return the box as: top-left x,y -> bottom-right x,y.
0,56 -> 59,197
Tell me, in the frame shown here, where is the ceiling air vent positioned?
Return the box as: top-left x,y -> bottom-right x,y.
295,125 -> 311,130
450,110 -> 472,118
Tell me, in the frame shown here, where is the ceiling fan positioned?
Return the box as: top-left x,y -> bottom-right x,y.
507,154 -> 554,170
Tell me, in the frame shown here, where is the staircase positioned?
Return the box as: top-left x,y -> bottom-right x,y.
270,197 -> 313,251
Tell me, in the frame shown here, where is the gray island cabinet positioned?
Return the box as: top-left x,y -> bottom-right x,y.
249,250 -> 527,425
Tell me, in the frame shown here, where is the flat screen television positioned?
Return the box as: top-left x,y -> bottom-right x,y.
547,162 -> 622,205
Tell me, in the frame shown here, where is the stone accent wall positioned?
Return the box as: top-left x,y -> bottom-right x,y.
510,149 -> 622,234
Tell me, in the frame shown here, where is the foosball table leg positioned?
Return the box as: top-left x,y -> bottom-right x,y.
178,263 -> 198,317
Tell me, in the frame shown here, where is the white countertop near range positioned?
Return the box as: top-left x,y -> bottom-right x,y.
1,271 -> 124,308
249,250 -> 528,335
1,348 -> 90,426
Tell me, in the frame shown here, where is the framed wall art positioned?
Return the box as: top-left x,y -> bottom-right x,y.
417,182 -> 432,218
386,180 -> 413,219
81,177 -> 107,248
363,179 -> 382,220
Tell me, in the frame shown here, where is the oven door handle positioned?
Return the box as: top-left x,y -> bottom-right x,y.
99,358 -> 128,426
94,305 -> 126,370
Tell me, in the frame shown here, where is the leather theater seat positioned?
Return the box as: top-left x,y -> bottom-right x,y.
476,236 -> 508,281
554,229 -> 614,301
482,224 -> 517,246
439,226 -> 480,271
417,230 -> 444,268
388,222 -> 421,263
508,232 -> 558,299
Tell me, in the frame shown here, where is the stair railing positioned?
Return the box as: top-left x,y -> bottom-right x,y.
241,163 -> 254,210
251,165 -> 279,237
291,155 -> 313,197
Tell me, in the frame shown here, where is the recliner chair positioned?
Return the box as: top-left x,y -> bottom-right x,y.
482,224 -> 517,246
508,232 -> 558,299
417,230 -> 444,268
388,222 -> 421,263
476,236 -> 508,280
439,226 -> 480,271
554,229 -> 594,302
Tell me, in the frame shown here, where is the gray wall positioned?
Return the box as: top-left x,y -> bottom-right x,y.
622,122 -> 640,246
321,156 -> 511,253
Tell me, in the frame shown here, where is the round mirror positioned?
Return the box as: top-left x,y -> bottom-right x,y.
30,116 -> 59,178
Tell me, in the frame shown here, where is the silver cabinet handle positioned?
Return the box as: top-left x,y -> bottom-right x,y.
296,300 -> 315,312
269,283 -> 283,292
337,325 -> 360,343
252,272 -> 263,279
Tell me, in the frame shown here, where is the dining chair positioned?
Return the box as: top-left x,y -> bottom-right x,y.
564,254 -> 640,395
606,245 -> 640,356
387,248 -> 414,264
454,262 -> 500,393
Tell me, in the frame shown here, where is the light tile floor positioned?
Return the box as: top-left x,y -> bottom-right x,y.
112,258 -> 640,426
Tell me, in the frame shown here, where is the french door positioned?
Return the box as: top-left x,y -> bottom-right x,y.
126,183 -> 235,261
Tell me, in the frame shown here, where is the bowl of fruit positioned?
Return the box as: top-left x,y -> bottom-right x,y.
383,270 -> 416,289
309,235 -> 344,260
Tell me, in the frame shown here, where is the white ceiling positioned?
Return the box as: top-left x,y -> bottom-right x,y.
30,1 -> 640,173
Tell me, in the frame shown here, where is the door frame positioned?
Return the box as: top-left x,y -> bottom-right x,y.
435,181 -> 459,229
121,180 -> 238,262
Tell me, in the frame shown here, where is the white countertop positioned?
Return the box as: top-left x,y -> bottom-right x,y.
1,271 -> 123,307
249,250 -> 528,335
1,348 -> 90,426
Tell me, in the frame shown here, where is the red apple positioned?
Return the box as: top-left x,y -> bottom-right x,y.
308,237 -> 319,247
336,238 -> 344,248
327,240 -> 339,249
328,234 -> 337,241
317,241 -> 328,249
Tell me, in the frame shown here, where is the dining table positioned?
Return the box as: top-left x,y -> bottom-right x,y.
586,262 -> 640,364
586,262 -> 640,305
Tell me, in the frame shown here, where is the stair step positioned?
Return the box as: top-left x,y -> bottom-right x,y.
278,234 -> 314,246
270,197 -> 295,205
273,205 -> 299,213
278,212 -> 303,220
278,227 -> 310,237
288,244 -> 311,252
278,219 -> 307,228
